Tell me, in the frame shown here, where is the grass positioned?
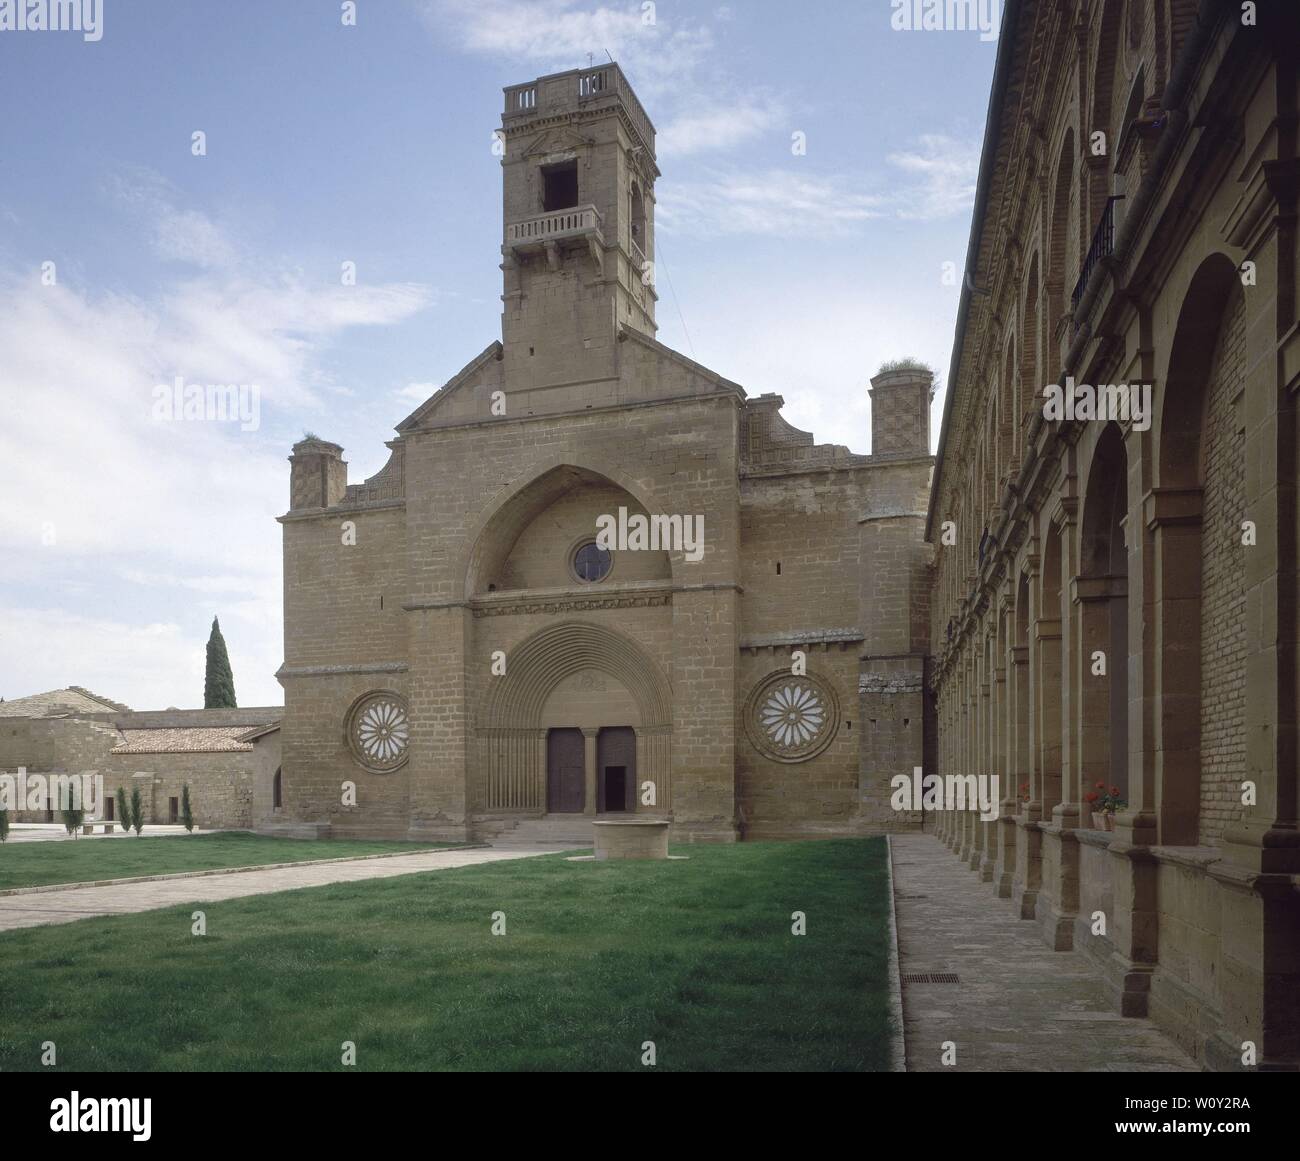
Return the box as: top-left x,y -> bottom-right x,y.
0,837 -> 894,1071
0,832 -> 460,891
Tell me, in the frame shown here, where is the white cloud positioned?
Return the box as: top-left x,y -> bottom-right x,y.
419,0 -> 712,97
656,131 -> 979,237
0,177 -> 434,708
0,608 -> 203,712
657,97 -> 784,158
887,133 -> 980,220
396,381 -> 438,403
657,169 -> 886,237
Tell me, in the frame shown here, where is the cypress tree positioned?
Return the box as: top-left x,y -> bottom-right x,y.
115,786 -> 129,833
181,784 -> 195,833
61,779 -> 84,838
0,808 -> 10,843
204,615 -> 238,709
130,785 -> 144,836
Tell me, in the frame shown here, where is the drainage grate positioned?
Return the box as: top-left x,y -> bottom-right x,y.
901,972 -> 961,984
896,894 -> 929,899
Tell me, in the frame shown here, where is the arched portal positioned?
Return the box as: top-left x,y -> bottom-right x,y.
477,620 -> 672,813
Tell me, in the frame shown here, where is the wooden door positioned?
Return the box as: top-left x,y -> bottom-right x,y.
547,728 -> 585,813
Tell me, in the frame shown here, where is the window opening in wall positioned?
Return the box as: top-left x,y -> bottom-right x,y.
541,160 -> 578,211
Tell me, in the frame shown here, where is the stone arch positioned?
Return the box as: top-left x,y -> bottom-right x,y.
1012,569 -> 1032,806
1000,335 -> 1016,486
477,620 -> 672,811
1076,423 -> 1130,814
629,180 -> 647,254
461,459 -> 670,598
1020,252 -> 1041,461
1150,252 -> 1246,844
1037,517 -> 1064,812
1047,127 -> 1076,362
1090,0 -> 1124,159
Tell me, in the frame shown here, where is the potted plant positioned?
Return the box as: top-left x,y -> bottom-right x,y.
1018,782 -> 1030,812
1086,782 -> 1127,830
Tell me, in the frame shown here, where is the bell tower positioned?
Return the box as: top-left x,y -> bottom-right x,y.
499,64 -> 659,392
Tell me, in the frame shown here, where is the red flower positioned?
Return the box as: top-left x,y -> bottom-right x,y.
1084,791 -> 1099,804
1110,786 -> 1121,797
1095,781 -> 1105,790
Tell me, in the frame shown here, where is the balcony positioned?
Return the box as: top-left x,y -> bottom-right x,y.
1071,195 -> 1125,315
505,204 -> 604,267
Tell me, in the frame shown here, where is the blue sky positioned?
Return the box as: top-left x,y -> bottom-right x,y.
0,0 -> 997,709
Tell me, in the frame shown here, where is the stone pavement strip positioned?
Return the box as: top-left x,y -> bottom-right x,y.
891,834 -> 1196,1072
0,848 -> 554,933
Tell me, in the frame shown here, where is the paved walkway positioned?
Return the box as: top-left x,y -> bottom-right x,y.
0,848 -> 552,933
4,824 -> 210,844
891,834 -> 1196,1072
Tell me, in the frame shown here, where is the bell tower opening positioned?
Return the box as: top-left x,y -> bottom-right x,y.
541,159 -> 579,211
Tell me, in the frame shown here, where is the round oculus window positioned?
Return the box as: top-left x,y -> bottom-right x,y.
572,540 -> 613,583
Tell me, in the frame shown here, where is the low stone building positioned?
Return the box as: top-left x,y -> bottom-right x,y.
927,0 -> 1300,1070
0,688 -> 282,830
273,63 -> 934,845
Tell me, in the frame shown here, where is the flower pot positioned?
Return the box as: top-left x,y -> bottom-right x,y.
1091,812 -> 1105,830
1103,813 -> 1115,832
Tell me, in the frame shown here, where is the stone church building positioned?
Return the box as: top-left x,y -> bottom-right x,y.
274,63 -> 933,845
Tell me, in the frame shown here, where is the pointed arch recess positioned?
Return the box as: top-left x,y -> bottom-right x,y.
477,620 -> 672,811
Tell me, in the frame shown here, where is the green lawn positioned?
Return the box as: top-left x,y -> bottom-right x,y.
0,838 -> 894,1071
0,832 -> 460,891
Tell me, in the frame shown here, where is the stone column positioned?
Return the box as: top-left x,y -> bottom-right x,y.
582,728 -> 599,816
1041,495 -> 1081,951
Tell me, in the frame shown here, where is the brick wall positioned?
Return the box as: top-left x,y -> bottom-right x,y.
1198,290 -> 1247,845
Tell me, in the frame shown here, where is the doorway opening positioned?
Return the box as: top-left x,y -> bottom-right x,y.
603,766 -> 627,812
597,726 -> 636,813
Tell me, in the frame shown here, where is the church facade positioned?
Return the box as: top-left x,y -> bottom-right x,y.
273,64 -> 933,845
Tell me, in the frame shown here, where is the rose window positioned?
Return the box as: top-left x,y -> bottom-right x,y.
760,683 -> 826,748
346,692 -> 410,772
744,672 -> 839,763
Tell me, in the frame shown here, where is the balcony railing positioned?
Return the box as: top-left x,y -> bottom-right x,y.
1071,195 -> 1125,313
505,204 -> 603,250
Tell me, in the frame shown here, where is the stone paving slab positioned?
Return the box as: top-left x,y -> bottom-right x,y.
0,848 -> 553,933
891,834 -> 1196,1073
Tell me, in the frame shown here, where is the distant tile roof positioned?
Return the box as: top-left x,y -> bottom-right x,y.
0,686 -> 131,718
111,727 -> 255,755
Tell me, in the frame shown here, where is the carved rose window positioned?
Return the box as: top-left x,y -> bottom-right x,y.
743,672 -> 839,763
346,692 -> 410,772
